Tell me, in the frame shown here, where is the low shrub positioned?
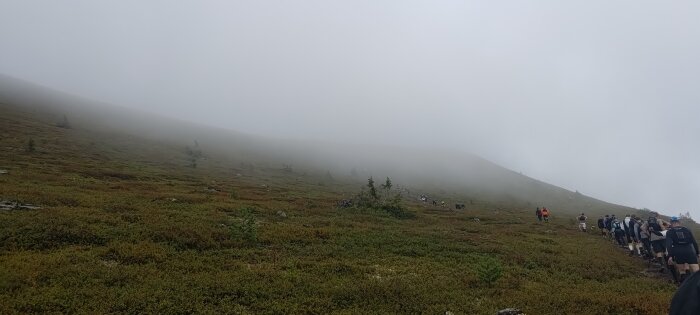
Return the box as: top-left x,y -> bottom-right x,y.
475,255 -> 503,286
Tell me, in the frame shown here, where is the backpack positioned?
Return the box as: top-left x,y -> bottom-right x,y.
613,221 -> 621,230
579,215 -> 586,221
674,227 -> 692,245
647,217 -> 663,236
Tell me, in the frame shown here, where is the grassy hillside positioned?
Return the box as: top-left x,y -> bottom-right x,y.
0,91 -> 681,314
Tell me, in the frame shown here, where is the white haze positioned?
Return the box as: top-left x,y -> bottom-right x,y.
1,1 -> 699,217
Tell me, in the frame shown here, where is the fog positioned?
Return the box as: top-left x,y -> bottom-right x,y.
1,1 -> 699,217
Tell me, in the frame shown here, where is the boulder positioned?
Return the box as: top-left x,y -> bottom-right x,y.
498,308 -> 524,315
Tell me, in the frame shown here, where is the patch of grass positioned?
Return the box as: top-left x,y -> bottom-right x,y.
0,105 -> 681,314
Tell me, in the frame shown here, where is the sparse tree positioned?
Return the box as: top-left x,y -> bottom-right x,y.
56,115 -> 71,129
381,177 -> 392,191
367,177 -> 378,201
185,145 -> 202,168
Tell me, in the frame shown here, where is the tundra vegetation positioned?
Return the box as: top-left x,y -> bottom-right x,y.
0,104 -> 682,314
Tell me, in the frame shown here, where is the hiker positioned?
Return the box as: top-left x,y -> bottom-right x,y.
541,207 -> 550,222
611,216 -> 626,246
666,216 -> 700,283
577,213 -> 587,232
638,218 -> 653,259
597,216 -> 606,237
535,207 -> 542,222
630,215 -> 644,256
669,271 -> 700,314
623,214 -> 635,256
641,212 -> 670,272
605,214 -> 615,239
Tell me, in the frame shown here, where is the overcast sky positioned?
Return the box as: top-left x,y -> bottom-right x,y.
1,1 -> 699,217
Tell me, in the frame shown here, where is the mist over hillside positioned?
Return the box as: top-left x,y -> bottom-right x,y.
1,74 -> 641,217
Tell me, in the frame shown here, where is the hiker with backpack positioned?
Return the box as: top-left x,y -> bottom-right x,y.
578,213 -> 587,232
597,216 -> 606,237
541,207 -> 550,222
535,207 -> 542,222
611,216 -> 626,246
641,212 -> 671,272
629,215 -> 644,257
604,215 -> 613,240
666,216 -> 700,283
637,218 -> 653,258
623,214 -> 637,256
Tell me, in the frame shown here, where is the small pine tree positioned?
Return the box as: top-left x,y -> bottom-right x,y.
185,145 -> 202,168
367,177 -> 378,201
381,177 -> 392,191
56,115 -> 71,129
26,138 -> 35,152
240,207 -> 258,242
230,207 -> 258,243
475,256 -> 503,286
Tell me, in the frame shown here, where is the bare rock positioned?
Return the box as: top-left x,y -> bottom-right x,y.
0,200 -> 42,210
498,308 -> 525,315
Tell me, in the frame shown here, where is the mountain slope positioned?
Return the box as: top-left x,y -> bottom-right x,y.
0,74 -> 647,217
0,77 -> 681,314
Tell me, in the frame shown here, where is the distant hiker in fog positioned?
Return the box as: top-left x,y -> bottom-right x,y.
578,213 -> 587,232
541,207 -> 550,222
666,216 -> 700,283
535,207 -> 542,222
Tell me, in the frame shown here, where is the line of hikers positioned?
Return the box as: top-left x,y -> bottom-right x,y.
586,211 -> 700,285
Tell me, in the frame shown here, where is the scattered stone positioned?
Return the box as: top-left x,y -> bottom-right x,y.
276,211 -> 287,218
445,311 -> 454,315
100,260 -> 119,268
236,173 -> 242,177
473,217 -> 481,222
0,170 -> 8,175
498,308 -> 525,315
169,198 -> 177,202
0,200 -> 42,210
204,187 -> 219,193
337,199 -> 353,208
